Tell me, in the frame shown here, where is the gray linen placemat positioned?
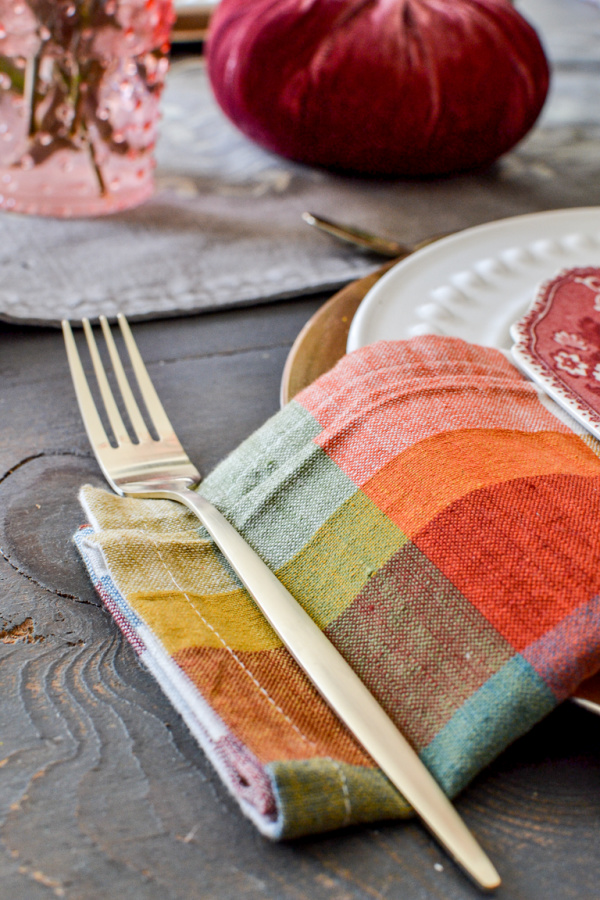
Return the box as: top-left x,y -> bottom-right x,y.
1,0 -> 600,326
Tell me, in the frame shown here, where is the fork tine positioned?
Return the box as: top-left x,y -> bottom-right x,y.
83,318 -> 130,445
117,313 -> 176,439
62,320 -> 111,449
99,316 -> 152,443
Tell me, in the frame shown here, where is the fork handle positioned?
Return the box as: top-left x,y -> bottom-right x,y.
168,486 -> 500,890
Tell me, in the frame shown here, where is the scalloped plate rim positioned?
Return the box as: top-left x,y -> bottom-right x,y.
347,207 -> 600,354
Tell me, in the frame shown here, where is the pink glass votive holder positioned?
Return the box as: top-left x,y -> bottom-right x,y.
0,0 -> 175,217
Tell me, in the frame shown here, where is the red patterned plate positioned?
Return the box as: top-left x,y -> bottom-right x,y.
511,266 -> 600,438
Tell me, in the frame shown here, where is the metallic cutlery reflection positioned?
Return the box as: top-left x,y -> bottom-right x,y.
63,314 -> 500,892
302,211 -> 446,257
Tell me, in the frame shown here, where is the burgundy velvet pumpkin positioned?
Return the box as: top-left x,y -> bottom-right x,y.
206,0 -> 550,177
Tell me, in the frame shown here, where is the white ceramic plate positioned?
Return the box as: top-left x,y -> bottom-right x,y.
347,208 -> 600,353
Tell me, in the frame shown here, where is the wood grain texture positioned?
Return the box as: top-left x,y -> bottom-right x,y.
3,299 -> 600,900
3,1 -> 600,891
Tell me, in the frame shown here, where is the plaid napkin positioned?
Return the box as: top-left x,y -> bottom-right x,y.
75,336 -> 600,839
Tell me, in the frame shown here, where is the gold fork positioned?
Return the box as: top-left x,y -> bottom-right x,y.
63,313 -> 500,892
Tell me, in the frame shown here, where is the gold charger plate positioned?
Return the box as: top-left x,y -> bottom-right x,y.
280,261 -> 395,405
280,264 -> 600,713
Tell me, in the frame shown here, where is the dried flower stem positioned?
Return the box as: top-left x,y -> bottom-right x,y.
24,54 -> 40,137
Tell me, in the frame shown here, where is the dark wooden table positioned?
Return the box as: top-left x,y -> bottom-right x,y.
3,298 -> 600,900
3,2 -> 600,896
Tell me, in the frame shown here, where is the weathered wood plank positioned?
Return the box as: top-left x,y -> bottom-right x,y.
0,298 -> 323,477
3,301 -> 600,900
3,539 -> 600,900
2,0 -> 600,892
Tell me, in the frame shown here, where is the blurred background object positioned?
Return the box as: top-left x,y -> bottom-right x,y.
173,0 -> 215,42
0,0 -> 175,216
206,0 -> 550,177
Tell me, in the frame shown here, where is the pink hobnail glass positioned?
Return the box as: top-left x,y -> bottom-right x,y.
0,0 -> 174,217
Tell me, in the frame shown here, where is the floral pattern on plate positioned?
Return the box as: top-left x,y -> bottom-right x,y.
511,266 -> 600,438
